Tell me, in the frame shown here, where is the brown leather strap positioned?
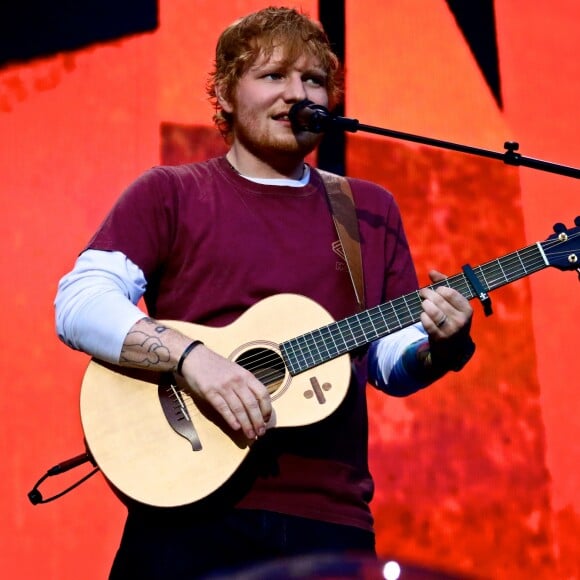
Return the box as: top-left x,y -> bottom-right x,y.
317,169 -> 366,312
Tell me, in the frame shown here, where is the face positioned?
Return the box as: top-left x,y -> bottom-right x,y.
219,47 -> 329,166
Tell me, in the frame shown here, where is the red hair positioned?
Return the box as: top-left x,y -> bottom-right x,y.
207,7 -> 344,138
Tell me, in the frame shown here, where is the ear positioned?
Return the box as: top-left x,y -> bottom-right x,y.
215,83 -> 234,113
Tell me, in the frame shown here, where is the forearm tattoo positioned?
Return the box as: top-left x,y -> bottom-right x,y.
120,317 -> 172,369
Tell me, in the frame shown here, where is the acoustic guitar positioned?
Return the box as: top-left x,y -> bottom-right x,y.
80,218 -> 580,507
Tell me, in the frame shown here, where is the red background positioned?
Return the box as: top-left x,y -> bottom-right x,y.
1,1 -> 578,578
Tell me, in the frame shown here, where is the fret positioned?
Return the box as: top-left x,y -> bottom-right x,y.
389,300 -> 403,328
442,274 -> 465,300
281,338 -> 303,376
355,310 -> 372,341
380,303 -> 397,334
373,304 -> 391,334
401,293 -> 418,319
311,327 -> 331,363
479,265 -> 493,289
337,318 -> 361,349
515,249 -> 527,273
504,254 -> 519,275
498,254 -> 523,280
509,253 -> 527,277
486,257 -> 508,285
366,309 -> 380,336
320,327 -> 338,359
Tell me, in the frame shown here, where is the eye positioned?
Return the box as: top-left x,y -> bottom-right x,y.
262,72 -> 284,81
304,74 -> 326,87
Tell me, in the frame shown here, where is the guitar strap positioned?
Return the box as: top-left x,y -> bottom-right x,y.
317,169 -> 366,312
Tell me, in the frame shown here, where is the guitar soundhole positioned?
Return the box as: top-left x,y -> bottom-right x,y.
234,347 -> 287,395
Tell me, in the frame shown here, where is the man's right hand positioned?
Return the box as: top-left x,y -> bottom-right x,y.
179,344 -> 273,440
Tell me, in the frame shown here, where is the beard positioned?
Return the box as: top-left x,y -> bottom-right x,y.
232,110 -> 323,167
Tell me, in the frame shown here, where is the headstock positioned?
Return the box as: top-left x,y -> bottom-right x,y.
541,217 -> 580,275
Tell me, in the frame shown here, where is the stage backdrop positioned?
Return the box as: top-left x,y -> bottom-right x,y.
1,1 -> 578,578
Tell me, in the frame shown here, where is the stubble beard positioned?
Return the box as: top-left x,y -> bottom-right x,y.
234,116 -> 322,169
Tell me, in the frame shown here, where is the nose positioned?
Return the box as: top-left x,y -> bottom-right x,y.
283,73 -> 307,102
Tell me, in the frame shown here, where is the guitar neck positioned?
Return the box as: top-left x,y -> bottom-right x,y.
281,241 -> 548,375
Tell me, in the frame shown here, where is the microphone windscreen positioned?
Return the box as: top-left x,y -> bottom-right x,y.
289,100 -> 330,133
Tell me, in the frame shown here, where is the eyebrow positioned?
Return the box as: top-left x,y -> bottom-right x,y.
250,60 -> 326,77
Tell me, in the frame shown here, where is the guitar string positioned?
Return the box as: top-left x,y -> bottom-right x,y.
279,244 -> 544,371
232,236 -> 576,376
209,233 -> 578,377
285,235 -> 577,368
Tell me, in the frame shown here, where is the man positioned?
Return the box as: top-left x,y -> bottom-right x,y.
55,7 -> 475,578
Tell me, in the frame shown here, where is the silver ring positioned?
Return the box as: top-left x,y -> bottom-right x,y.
436,314 -> 448,328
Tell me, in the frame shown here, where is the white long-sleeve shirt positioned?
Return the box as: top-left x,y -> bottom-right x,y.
55,249 -> 430,393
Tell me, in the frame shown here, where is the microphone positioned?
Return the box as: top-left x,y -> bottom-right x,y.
289,100 -> 359,133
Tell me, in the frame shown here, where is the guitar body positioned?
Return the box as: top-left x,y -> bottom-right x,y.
80,293 -> 351,507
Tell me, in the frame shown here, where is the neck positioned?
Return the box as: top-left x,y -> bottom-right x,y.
226,147 -> 306,180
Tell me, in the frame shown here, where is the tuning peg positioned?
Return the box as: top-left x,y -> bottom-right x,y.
553,222 -> 567,234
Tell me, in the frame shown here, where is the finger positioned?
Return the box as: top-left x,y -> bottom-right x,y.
419,282 -> 450,306
203,389 -> 243,433
233,368 -> 272,432
236,385 -> 271,437
219,388 -> 261,439
248,383 -> 273,425
219,371 -> 271,438
420,310 -> 449,335
428,269 -> 447,283
420,290 -> 462,335
422,283 -> 472,317
419,288 -> 446,320
423,271 -> 455,304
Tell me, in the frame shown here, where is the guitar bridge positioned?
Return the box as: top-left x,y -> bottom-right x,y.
158,376 -> 202,451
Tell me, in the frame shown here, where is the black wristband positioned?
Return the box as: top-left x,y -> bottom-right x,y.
176,340 -> 203,376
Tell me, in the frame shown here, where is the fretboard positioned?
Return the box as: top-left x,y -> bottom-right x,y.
281,242 -> 547,376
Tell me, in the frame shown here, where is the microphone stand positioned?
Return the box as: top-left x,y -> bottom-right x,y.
315,109 -> 580,179
291,100 -> 580,315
